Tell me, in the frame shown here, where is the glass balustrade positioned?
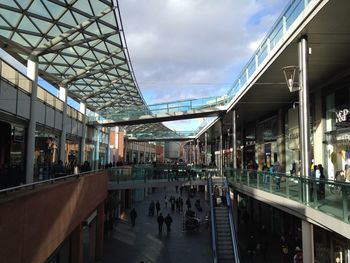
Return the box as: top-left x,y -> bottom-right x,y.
108,165 -> 210,184
227,168 -> 350,224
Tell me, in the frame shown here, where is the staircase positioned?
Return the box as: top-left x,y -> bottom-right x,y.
215,206 -> 234,262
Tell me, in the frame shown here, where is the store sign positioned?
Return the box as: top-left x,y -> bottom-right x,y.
331,133 -> 350,144
335,108 -> 349,127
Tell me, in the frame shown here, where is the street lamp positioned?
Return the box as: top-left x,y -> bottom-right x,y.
282,66 -> 299,92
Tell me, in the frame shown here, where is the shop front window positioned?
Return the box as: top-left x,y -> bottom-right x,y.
34,128 -> 59,181
0,121 -> 26,188
326,89 -> 350,180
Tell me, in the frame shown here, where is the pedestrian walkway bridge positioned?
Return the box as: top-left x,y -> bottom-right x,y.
108,166 -> 210,190
89,95 -> 228,126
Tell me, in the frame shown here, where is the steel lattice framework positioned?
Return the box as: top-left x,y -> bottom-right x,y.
0,0 -> 147,114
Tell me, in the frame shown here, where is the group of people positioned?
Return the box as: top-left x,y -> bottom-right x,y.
150,195 -> 185,215
133,197 -> 174,235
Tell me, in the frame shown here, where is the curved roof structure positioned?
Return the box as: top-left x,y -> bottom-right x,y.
0,0 -> 146,114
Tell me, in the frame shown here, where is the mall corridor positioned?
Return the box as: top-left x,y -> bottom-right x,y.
100,186 -> 212,263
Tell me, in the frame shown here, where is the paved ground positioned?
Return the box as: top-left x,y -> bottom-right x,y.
100,186 -> 212,263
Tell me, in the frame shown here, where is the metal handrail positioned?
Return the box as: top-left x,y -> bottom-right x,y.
224,177 -> 240,263
208,177 -> 218,263
0,169 -> 102,196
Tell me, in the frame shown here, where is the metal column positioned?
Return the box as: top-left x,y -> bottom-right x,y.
232,109 -> 237,169
95,126 -> 100,169
298,36 -> 311,202
194,139 -> 197,165
106,128 -> 111,163
204,132 -> 208,165
219,119 -> 223,176
25,55 -> 38,183
124,136 -> 128,163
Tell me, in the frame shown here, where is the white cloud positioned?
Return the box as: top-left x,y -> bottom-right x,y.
118,0 -> 288,104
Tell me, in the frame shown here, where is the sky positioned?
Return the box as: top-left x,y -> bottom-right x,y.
0,0 -> 289,132
118,0 -> 289,104
117,0 -> 289,130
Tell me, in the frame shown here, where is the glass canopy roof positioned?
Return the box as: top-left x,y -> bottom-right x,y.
0,0 -> 146,115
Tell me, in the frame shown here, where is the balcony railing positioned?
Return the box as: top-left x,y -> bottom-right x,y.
226,168 -> 350,224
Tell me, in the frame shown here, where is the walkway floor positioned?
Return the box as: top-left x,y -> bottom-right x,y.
100,186 -> 212,263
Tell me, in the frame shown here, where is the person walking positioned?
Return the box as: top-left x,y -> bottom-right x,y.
130,208 -> 137,228
186,197 -> 191,210
157,213 -> 164,235
149,200 -> 155,216
164,195 -> 168,208
164,213 -> 173,233
156,200 -> 160,216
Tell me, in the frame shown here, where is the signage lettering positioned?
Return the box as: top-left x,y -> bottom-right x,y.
336,109 -> 349,123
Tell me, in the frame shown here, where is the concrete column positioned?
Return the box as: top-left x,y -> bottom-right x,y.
232,110 -> 237,169
299,36 -> 311,203
95,127 -> 100,169
106,128 -> 111,164
302,220 -> 314,263
70,224 -> 83,263
80,102 -> 86,164
25,55 -> 38,183
59,86 -> 67,162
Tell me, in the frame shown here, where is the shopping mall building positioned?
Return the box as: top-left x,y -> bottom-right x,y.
0,0 -> 349,262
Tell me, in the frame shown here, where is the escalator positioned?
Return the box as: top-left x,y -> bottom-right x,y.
208,177 -> 240,263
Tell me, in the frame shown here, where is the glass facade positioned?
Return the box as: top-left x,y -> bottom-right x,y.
325,87 -> 350,181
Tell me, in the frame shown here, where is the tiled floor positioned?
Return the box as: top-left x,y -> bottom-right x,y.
100,186 -> 212,263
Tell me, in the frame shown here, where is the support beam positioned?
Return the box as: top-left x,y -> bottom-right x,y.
82,74 -> 130,100
80,102 -> 87,164
33,6 -> 114,56
232,109 -> 237,169
59,86 -> 67,162
25,55 -> 38,183
205,132 -> 208,165
219,119 -> 223,176
302,220 -> 314,263
298,35 -> 311,202
35,31 -> 120,55
94,126 -> 101,169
